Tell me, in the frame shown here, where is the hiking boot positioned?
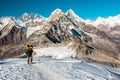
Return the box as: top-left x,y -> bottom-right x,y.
29,62 -> 32,64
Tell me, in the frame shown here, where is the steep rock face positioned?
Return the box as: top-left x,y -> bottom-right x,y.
47,9 -> 92,43
0,22 -> 26,59
0,23 -> 26,45
108,26 -> 120,48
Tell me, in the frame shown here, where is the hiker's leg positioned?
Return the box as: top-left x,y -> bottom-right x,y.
31,56 -> 33,63
27,57 -> 29,64
29,52 -> 32,64
30,57 -> 32,64
27,57 -> 32,64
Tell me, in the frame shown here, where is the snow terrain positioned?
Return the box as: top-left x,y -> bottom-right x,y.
34,47 -> 76,59
0,58 -> 120,80
0,47 -> 120,80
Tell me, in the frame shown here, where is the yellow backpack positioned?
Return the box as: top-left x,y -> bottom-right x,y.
25,45 -> 33,50
28,45 -> 33,50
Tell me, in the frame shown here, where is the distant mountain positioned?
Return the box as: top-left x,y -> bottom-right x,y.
85,14 -> 120,28
18,12 -> 46,23
0,9 -> 120,67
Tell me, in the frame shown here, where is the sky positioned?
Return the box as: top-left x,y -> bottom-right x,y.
0,0 -> 120,20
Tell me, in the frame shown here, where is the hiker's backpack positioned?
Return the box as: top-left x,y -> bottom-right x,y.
24,48 -> 28,53
28,45 -> 33,50
24,45 -> 29,53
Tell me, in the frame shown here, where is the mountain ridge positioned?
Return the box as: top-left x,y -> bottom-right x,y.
1,9 -> 120,28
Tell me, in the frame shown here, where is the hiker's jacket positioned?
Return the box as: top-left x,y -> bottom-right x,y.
24,45 -> 33,57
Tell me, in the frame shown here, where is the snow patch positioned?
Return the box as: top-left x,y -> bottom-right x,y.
69,26 -> 74,29
34,47 -> 76,59
26,26 -> 42,38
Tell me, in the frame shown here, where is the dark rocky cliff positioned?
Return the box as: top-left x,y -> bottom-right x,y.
0,23 -> 26,59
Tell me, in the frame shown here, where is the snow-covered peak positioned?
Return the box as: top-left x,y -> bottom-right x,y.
0,17 -> 15,29
66,9 -> 84,22
16,13 -> 47,27
18,13 -> 46,22
94,17 -> 106,25
19,13 -> 35,21
96,15 -> 120,27
66,9 -> 75,15
51,8 -> 63,15
97,16 -> 105,21
66,9 -> 78,17
85,19 -> 94,24
84,14 -> 120,27
0,17 -> 14,22
20,12 -> 30,20
49,8 -> 65,21
50,8 -> 64,17
23,12 -> 29,16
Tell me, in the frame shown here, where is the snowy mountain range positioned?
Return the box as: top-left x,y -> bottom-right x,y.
65,9 -> 120,27
0,8 -> 120,67
1,9 -> 120,29
0,9 -> 120,32
85,14 -> 120,27
0,8 -> 120,80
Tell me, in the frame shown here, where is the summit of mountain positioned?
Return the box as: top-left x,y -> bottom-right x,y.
66,9 -> 84,22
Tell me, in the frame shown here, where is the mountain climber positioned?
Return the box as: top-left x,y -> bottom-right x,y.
24,45 -> 33,64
